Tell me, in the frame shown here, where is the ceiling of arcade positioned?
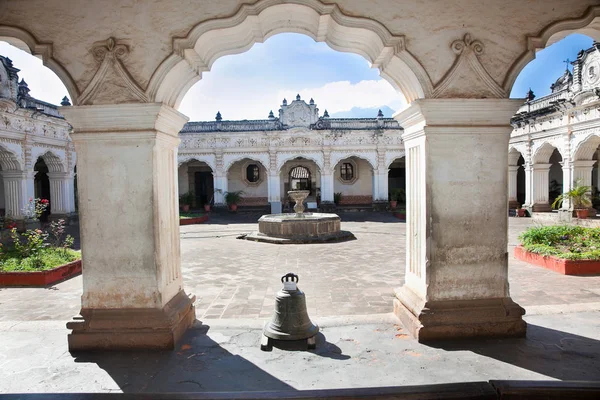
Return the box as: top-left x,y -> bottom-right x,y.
0,0 -> 597,107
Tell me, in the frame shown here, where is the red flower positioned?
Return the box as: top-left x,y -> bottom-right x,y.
40,199 -> 49,204
7,222 -> 17,229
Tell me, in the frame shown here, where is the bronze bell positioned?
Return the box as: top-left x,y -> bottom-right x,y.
261,273 -> 319,350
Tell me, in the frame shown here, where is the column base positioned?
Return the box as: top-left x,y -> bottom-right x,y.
393,286 -> 526,342
532,203 -> 552,212
67,290 -> 196,351
508,200 -> 520,210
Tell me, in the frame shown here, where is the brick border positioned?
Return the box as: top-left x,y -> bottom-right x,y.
514,245 -> 600,275
180,215 -> 209,225
0,259 -> 82,286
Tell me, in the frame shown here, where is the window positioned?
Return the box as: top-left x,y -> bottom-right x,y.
340,162 -> 354,181
246,164 -> 260,183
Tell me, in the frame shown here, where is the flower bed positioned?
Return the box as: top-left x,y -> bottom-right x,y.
0,259 -> 81,286
515,225 -> 600,275
179,212 -> 209,225
0,218 -> 81,285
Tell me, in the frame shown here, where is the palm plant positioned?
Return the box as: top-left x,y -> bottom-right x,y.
551,181 -> 592,210
224,190 -> 244,206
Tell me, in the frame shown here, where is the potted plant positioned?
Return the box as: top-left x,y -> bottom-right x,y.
390,188 -> 405,209
551,181 -> 593,219
224,190 -> 244,211
333,192 -> 342,205
179,191 -> 194,212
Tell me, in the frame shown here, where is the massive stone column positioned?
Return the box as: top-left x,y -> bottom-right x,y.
47,172 -> 75,216
393,99 -> 526,342
61,103 -> 195,351
531,164 -> 552,212
508,165 -> 520,209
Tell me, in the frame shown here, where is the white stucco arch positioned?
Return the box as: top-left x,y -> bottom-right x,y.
385,151 -> 406,170
531,141 -> 563,164
0,142 -> 23,171
276,152 -> 324,172
508,146 -> 526,165
223,153 -> 269,174
32,148 -> 66,173
330,152 -> 377,171
572,130 -> 600,160
150,0 -> 431,109
178,154 -> 216,171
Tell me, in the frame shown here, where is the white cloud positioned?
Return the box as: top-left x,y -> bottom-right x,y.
179,78 -> 404,121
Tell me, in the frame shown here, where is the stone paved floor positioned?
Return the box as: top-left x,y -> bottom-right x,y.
1,212 -> 600,322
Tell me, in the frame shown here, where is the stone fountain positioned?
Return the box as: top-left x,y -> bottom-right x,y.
241,190 -> 355,244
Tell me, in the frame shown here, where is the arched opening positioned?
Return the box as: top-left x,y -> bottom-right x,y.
178,159 -> 214,210
227,158 -> 268,209
508,148 -> 526,209
388,157 -> 406,208
332,156 -> 374,207
280,158 -> 320,210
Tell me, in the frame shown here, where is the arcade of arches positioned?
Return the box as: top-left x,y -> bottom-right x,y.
1,0 -> 599,351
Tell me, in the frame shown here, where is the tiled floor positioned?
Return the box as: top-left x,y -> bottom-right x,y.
1,213 -> 599,322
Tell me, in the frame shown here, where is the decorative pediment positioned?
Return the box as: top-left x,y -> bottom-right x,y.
78,38 -> 148,105
280,96 -> 319,128
433,34 -> 506,99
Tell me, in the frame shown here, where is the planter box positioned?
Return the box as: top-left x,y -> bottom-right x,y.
0,259 -> 82,286
514,245 -> 600,275
179,215 -> 209,225
393,212 -> 406,221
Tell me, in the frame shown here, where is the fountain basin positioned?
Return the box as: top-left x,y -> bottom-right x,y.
242,213 -> 355,244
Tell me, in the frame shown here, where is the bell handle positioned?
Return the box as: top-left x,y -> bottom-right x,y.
281,272 -> 299,283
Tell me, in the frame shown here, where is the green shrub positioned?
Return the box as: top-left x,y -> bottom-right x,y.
519,225 -> 600,260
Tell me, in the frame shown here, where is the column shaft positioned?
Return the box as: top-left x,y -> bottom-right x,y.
508,165 -> 520,209
267,171 -> 281,213
532,164 -> 552,212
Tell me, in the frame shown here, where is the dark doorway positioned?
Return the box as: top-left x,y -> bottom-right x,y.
388,158 -> 406,198
34,157 -> 51,220
194,171 -> 214,207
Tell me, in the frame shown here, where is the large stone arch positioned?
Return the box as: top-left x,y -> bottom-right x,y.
0,25 -> 79,102
178,154 -> 216,171
504,6 -> 600,93
508,146 -> 526,165
149,0 -> 432,109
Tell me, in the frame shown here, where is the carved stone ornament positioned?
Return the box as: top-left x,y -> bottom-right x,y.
433,33 -> 506,99
78,37 -> 149,105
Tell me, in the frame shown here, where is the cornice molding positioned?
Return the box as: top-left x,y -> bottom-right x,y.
61,103 -> 188,137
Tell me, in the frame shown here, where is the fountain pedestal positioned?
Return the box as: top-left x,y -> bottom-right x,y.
241,190 -> 355,244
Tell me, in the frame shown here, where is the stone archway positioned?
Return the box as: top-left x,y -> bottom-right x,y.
331,156 -> 375,207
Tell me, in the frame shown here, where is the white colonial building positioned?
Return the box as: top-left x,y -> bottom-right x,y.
509,42 -> 600,215
0,55 -> 76,223
177,94 -> 405,213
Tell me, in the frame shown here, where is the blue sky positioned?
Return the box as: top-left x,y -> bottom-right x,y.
0,32 -> 594,120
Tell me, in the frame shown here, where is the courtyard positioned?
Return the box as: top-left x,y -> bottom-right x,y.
1,213 -> 599,392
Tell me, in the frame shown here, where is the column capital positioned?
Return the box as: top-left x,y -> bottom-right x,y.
572,160 -> 597,169
508,165 -> 520,172
532,163 -> 552,171
395,99 -> 523,141
47,171 -> 74,180
61,103 -> 189,138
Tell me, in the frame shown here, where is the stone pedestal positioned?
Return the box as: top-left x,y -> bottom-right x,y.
61,103 -> 195,351
393,99 -> 526,342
